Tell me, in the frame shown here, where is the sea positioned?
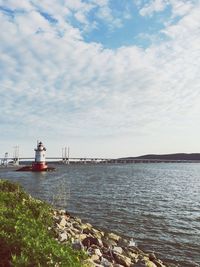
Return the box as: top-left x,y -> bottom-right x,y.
0,163 -> 200,266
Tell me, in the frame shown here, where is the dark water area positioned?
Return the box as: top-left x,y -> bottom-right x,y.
1,163 -> 200,266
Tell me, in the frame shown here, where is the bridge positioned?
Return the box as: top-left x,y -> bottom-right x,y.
1,156 -> 200,166
1,145 -> 200,166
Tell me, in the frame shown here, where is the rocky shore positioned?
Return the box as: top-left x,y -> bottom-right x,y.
52,209 -> 175,267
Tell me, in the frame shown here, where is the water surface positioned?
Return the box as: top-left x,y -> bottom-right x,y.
1,163 -> 200,266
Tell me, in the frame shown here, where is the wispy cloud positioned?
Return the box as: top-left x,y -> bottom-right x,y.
0,0 -> 200,156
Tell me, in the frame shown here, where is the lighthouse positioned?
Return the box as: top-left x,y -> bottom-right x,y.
32,141 -> 48,171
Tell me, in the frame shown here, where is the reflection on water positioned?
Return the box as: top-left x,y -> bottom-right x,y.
1,163 -> 200,266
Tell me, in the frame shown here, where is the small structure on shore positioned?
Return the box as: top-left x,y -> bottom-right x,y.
17,141 -> 55,172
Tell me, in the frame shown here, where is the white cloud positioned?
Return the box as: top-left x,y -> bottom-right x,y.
139,0 -> 195,18
139,0 -> 168,17
0,0 -> 200,156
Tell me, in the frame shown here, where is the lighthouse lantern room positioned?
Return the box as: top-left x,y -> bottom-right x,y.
32,141 -> 48,171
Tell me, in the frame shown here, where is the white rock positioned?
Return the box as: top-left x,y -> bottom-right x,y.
129,238 -> 136,247
113,247 -> 123,254
60,232 -> 68,242
91,254 -> 100,262
95,248 -> 102,257
59,218 -> 67,227
101,257 -> 113,267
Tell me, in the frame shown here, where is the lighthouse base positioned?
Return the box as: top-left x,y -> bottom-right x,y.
16,162 -> 55,172
32,162 -> 48,172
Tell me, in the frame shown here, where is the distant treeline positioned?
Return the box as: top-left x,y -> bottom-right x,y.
120,153 -> 200,161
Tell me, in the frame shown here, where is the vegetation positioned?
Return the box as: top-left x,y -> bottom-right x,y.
0,179 -> 86,267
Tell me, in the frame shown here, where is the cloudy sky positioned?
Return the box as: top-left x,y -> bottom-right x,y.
0,0 -> 200,158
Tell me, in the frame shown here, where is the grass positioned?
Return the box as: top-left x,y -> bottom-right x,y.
0,179 -> 86,267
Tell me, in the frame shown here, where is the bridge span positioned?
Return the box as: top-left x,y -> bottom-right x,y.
1,156 -> 200,166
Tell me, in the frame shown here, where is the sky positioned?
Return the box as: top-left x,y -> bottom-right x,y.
0,0 -> 200,158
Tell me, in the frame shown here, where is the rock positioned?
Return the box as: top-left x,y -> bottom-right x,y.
84,223 -> 93,229
83,227 -> 92,235
102,238 -> 117,248
127,251 -> 138,261
91,244 -> 101,249
152,260 -> 165,267
133,261 -> 146,267
78,233 -> 88,241
107,233 -> 121,242
52,210 -> 170,267
101,257 -> 113,267
72,240 -> 84,250
82,236 -> 102,248
102,253 -> 114,263
59,209 -> 67,215
149,253 -> 157,261
74,217 -> 82,224
91,254 -> 100,262
92,228 -> 104,239
70,227 -> 80,235
118,238 -> 130,247
83,259 -> 96,267
59,218 -> 67,228
95,248 -> 103,257
72,222 -> 82,231
114,253 -> 132,267
129,238 -> 136,247
145,260 -> 157,267
113,247 -> 123,255
59,232 -> 68,242
128,246 -> 143,254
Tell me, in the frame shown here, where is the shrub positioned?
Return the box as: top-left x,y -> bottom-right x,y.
0,179 -> 86,267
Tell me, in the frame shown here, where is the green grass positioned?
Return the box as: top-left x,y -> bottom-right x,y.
0,179 -> 86,267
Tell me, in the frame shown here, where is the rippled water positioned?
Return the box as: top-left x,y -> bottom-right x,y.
1,163 -> 200,266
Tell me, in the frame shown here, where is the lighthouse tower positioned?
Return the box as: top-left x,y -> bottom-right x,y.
32,141 -> 48,171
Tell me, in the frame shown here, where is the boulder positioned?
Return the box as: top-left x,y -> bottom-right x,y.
152,260 -> 165,267
113,253 -> 132,267
102,238 -> 117,248
118,238 -> 130,247
72,240 -> 84,250
113,247 -> 123,255
127,251 -> 138,261
74,217 -> 82,224
128,246 -> 143,254
83,227 -> 93,235
82,236 -> 102,248
59,232 -> 68,242
149,253 -> 157,261
101,257 -> 113,267
102,253 -> 114,263
91,254 -> 100,262
78,233 -> 88,241
133,261 -> 146,267
72,222 -> 82,231
107,233 -> 121,242
59,217 -> 67,228
95,248 -> 103,257
145,260 -> 157,267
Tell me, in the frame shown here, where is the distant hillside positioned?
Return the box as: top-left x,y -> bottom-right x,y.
120,153 -> 200,161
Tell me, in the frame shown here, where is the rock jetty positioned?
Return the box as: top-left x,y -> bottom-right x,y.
52,209 -> 172,267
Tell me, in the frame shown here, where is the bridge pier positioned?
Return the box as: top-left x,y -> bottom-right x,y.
62,158 -> 70,164
13,157 -> 20,166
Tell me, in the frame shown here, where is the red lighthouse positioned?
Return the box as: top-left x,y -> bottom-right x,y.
32,141 -> 48,171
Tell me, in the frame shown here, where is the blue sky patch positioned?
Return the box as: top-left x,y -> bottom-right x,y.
67,1 -> 176,49
39,11 -> 58,24
0,6 -> 15,18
